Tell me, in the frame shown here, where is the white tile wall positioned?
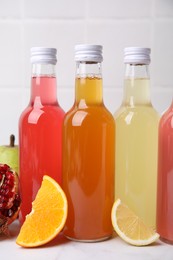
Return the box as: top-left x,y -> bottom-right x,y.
23,20 -> 85,87
152,20 -> 173,87
24,0 -> 87,19
155,0 -> 173,17
0,21 -> 22,87
87,20 -> 152,87
0,0 -> 172,144
88,0 -> 152,18
0,0 -> 21,18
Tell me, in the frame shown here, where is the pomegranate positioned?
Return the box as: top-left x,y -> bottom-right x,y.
0,163 -> 21,235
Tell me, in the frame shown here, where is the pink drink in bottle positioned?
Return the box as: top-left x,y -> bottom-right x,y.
19,47 -> 64,224
157,101 -> 173,244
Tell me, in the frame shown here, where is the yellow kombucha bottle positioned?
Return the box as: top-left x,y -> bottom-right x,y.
114,47 -> 159,229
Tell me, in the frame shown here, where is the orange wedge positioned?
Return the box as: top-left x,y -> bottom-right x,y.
16,175 -> 68,248
111,199 -> 159,246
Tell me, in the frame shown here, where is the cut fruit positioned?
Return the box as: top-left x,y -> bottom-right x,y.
16,175 -> 68,248
0,163 -> 21,235
111,199 -> 159,246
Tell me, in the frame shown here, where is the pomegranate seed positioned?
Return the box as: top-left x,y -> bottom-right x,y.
0,164 -> 9,171
0,195 -> 5,201
2,184 -> 11,191
0,196 -> 8,203
0,201 -> 7,208
4,190 -> 14,198
0,189 -> 5,195
6,171 -> 14,180
15,194 -> 20,200
5,179 -> 14,187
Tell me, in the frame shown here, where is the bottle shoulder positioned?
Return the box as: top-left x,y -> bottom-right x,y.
19,104 -> 65,125
114,105 -> 160,124
160,104 -> 173,128
64,103 -> 114,126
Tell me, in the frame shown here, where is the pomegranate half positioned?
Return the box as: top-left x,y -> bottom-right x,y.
0,163 -> 21,235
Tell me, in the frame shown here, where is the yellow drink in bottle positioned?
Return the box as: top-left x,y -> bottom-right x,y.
114,48 -> 159,228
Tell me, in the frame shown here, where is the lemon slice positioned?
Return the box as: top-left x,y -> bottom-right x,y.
111,199 -> 159,246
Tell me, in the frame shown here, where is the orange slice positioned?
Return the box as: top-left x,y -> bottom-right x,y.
111,199 -> 159,246
16,175 -> 68,248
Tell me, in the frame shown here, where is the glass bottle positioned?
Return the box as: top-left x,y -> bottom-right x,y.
63,44 -> 115,242
19,47 -> 65,224
114,47 -> 159,229
157,101 -> 173,244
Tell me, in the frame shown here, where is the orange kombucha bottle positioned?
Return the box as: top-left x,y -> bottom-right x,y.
63,44 -> 115,242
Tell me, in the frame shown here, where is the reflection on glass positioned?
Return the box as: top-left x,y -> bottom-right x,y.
28,96 -> 44,124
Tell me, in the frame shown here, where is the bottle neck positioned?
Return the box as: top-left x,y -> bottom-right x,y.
30,63 -> 58,105
75,62 -> 103,106
122,64 -> 151,106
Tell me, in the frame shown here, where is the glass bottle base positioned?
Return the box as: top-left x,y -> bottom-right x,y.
160,237 -> 173,245
65,234 -> 112,243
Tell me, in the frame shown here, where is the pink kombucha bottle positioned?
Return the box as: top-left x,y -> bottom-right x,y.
19,47 -> 65,224
157,100 -> 173,244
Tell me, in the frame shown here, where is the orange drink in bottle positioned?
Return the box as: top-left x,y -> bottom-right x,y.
63,45 -> 115,242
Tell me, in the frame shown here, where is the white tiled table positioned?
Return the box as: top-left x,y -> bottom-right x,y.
2,221 -> 173,260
